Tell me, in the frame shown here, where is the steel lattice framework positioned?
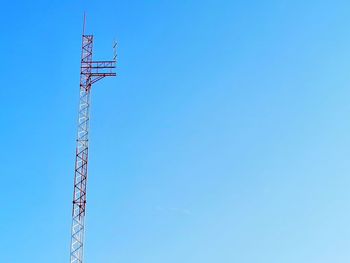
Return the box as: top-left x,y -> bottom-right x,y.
70,16 -> 116,263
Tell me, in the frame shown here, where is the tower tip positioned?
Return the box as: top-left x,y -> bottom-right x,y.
82,12 -> 86,35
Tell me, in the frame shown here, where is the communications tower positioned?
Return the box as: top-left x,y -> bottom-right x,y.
70,15 -> 117,263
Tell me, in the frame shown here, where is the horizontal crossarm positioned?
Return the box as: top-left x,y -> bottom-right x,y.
81,60 -> 117,85
81,61 -> 116,68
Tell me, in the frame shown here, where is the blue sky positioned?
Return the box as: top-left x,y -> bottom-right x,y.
1,0 -> 350,262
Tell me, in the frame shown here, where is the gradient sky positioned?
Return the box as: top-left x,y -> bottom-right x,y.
1,1 -> 350,262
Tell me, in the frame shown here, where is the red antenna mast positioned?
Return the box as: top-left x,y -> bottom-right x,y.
70,15 -> 117,263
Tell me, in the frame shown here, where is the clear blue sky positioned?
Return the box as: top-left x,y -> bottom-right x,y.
1,0 -> 350,262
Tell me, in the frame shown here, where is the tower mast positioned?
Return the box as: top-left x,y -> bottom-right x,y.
70,15 -> 117,263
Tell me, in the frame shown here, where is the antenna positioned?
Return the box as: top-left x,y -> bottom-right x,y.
69,15 -> 117,263
113,40 -> 118,61
82,12 -> 86,35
